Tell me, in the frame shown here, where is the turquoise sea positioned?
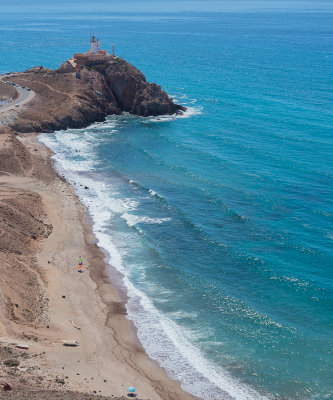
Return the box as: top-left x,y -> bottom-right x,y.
1,1 -> 332,399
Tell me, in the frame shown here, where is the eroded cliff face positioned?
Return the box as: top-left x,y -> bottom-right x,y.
93,59 -> 183,117
0,133 -> 51,330
7,58 -> 185,133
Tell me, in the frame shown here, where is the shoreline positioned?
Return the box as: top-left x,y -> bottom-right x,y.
37,121 -> 243,400
0,128 -> 199,400
33,131 -> 201,400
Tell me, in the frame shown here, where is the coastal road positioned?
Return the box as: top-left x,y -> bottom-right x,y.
0,80 -> 35,114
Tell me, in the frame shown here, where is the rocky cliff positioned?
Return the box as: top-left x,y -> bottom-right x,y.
7,58 -> 185,133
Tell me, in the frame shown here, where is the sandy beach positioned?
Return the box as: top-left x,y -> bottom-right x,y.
0,57 -> 198,400
0,127 -> 198,400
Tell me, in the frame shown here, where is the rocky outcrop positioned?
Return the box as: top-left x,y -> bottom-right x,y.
6,58 -> 185,134
94,58 -> 184,117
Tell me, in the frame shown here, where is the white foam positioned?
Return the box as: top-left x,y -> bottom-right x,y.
93,121 -> 117,130
149,189 -> 165,200
144,105 -> 202,123
72,179 -> 270,399
125,279 -> 270,400
121,212 -> 171,227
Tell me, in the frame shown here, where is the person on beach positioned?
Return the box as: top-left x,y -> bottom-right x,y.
78,257 -> 83,272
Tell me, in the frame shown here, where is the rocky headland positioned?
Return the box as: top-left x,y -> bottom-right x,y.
5,58 -> 185,134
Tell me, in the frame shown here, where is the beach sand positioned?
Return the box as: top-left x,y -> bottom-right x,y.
0,130 -> 198,400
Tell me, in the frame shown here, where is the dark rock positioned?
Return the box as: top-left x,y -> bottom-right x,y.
84,186 -> 89,189
3,358 -> 20,367
3,383 -> 12,391
101,59 -> 185,117
56,377 -> 65,385
62,295 -> 66,298
4,359 -> 19,367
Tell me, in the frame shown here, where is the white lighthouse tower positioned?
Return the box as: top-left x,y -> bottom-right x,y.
90,35 -> 98,54
71,35 -> 112,79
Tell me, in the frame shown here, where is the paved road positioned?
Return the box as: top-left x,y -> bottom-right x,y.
0,80 -> 35,114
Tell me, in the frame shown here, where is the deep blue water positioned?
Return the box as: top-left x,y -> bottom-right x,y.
1,2 -> 333,399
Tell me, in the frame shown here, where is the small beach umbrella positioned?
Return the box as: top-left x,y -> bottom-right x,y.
127,387 -> 136,393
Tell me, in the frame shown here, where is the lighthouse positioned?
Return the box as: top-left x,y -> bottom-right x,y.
90,35 -> 99,54
62,35 -> 113,79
